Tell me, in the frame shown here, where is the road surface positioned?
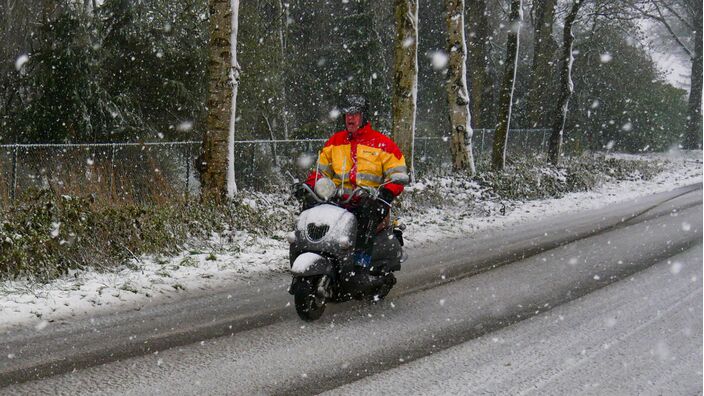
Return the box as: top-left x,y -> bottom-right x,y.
1,184 -> 701,395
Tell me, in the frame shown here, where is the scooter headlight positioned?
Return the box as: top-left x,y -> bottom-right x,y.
314,178 -> 337,201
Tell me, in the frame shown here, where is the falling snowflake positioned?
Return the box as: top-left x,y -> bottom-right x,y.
297,153 -> 314,169
429,50 -> 448,70
177,120 -> 194,132
15,54 -> 29,71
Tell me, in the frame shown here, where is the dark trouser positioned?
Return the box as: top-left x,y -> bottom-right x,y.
351,203 -> 388,264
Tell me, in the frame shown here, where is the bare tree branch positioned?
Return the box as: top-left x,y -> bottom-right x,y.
651,1 -> 694,58
658,1 -> 693,30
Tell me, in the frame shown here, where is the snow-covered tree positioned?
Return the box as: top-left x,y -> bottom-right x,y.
631,0 -> 702,149
526,0 -> 559,129
492,0 -> 522,171
548,0 -> 583,166
466,0 -> 496,129
392,0 -> 418,176
202,0 -> 240,199
445,0 -> 476,174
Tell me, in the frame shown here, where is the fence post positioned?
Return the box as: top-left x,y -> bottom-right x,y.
109,144 -> 116,199
540,129 -> 547,153
250,143 -> 256,189
10,144 -> 18,202
185,143 -> 191,201
480,129 -> 485,160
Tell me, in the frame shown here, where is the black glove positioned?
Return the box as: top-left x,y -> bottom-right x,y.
374,188 -> 394,221
379,187 -> 395,205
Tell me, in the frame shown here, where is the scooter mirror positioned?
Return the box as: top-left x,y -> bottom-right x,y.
314,177 -> 337,201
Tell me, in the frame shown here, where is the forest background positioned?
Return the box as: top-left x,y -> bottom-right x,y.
0,0 -> 699,193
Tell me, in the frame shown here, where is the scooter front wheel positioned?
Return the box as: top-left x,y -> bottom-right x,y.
293,277 -> 326,321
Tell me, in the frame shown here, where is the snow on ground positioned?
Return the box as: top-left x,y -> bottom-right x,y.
0,150 -> 701,331
404,150 -> 703,247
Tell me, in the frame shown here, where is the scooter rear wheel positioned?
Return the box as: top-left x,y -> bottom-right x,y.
294,277 -> 326,321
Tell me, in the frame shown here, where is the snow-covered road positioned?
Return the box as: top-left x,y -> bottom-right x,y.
327,247 -> 702,396
2,184 -> 700,394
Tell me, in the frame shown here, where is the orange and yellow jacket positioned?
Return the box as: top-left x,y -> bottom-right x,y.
306,122 -> 408,197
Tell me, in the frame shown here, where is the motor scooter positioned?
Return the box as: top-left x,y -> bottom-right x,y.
287,175 -> 407,321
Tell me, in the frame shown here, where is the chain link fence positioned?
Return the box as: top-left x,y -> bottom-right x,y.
0,128 -> 551,205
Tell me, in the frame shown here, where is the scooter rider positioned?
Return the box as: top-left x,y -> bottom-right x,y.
304,94 -> 409,267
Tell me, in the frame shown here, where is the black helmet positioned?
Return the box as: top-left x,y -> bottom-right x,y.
341,94 -> 369,116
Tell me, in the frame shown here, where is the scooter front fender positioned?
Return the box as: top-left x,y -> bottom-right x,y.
291,252 -> 332,276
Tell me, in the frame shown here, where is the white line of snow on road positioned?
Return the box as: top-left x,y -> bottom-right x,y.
0,151 -> 700,332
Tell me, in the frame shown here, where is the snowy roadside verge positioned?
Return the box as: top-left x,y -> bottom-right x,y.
402,151 -> 703,248
1,151 -> 701,332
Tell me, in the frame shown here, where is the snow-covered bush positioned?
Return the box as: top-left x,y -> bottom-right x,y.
0,189 -> 295,281
474,155 -> 662,200
0,155 -> 664,282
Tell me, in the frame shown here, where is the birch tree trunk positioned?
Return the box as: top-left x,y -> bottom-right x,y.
276,0 -> 290,140
202,0 -> 240,200
547,0 -> 582,165
445,0 -> 476,174
526,0 -> 558,128
392,0 -> 418,176
684,0 -> 702,149
467,0 -> 496,129
491,0 -> 522,171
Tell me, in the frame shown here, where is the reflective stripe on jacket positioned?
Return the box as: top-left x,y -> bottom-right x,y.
306,123 -> 408,197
